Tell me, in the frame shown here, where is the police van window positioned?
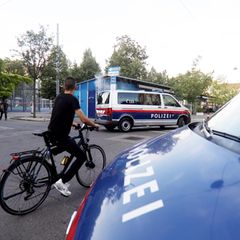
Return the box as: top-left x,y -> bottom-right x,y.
144,94 -> 161,105
163,94 -> 181,107
118,92 -> 161,105
97,92 -> 110,104
118,92 -> 143,104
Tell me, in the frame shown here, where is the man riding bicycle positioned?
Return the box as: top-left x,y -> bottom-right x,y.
48,77 -> 99,196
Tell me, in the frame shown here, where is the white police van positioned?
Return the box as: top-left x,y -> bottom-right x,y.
96,90 -> 191,132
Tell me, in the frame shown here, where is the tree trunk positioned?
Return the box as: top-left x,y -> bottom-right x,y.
192,101 -> 197,115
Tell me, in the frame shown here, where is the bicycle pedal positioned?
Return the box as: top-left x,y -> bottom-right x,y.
86,161 -> 95,168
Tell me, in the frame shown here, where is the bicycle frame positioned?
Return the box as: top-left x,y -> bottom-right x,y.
39,124 -> 94,181
0,123 -> 105,216
6,124 -> 95,184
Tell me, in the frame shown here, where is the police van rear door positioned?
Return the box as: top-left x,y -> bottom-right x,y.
96,91 -> 111,121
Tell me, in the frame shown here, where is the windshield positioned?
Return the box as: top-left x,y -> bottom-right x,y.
208,93 -> 240,138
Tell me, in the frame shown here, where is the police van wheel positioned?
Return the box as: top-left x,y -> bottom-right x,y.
118,118 -> 133,132
177,117 -> 186,128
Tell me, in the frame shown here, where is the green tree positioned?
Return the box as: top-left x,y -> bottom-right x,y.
41,46 -> 69,99
3,58 -> 32,107
0,59 -> 31,100
69,62 -> 81,81
15,25 -> 53,117
69,49 -> 101,82
78,49 -> 101,81
147,68 -> 170,86
172,65 -> 213,113
106,35 -> 148,79
209,80 -> 238,106
4,58 -> 26,75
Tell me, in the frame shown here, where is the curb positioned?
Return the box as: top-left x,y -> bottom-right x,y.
9,116 -> 50,122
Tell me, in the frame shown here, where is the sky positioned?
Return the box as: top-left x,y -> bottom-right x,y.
1,0 -> 240,83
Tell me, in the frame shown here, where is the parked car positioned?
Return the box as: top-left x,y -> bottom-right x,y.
96,90 -> 191,132
66,93 -> 240,240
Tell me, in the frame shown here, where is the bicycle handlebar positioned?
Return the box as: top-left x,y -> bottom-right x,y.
72,123 -> 96,132
32,124 -> 97,145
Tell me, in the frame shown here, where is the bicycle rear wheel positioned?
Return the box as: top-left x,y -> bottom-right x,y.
0,156 -> 52,215
76,144 -> 106,188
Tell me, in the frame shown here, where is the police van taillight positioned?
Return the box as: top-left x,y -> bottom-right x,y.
96,108 -> 112,116
105,108 -> 112,115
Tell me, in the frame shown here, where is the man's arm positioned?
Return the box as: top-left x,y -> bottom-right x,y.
75,109 -> 99,128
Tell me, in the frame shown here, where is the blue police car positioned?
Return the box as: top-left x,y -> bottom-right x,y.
66,93 -> 240,240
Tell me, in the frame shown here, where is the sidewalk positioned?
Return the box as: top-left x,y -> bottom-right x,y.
8,111 -> 51,122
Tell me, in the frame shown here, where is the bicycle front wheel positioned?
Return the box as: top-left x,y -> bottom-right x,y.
0,156 -> 52,215
76,144 -> 106,188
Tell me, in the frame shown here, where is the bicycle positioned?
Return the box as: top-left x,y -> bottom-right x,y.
0,124 -> 106,215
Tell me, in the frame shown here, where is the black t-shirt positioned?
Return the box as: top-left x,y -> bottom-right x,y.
48,93 -> 80,139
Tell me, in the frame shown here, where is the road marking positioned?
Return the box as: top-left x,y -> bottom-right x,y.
107,131 -> 169,143
0,126 -> 14,130
0,131 -> 33,139
107,134 -> 151,143
150,130 -> 169,134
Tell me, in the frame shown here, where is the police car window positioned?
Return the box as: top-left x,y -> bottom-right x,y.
118,92 -> 142,104
97,92 -> 110,104
163,95 -> 181,107
144,94 -> 161,105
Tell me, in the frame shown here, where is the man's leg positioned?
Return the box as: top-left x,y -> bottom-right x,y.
53,137 -> 87,196
59,137 -> 87,183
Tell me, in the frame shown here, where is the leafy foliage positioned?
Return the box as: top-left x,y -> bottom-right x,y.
15,25 -> 53,117
41,46 -> 69,99
147,68 -> 170,86
209,81 -> 238,106
1,27 -> 237,114
106,35 -> 148,79
69,62 -> 81,81
4,58 -> 26,75
16,26 -> 53,80
0,59 -> 31,100
173,69 -> 213,103
69,49 -> 101,82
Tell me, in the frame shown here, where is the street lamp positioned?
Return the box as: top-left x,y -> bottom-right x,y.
56,23 -> 60,96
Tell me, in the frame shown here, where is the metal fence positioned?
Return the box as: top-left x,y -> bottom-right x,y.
8,83 -> 52,112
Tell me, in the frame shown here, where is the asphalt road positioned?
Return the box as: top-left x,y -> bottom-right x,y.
0,119 -> 174,240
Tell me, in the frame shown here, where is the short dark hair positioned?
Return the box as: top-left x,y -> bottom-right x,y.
64,77 -> 76,91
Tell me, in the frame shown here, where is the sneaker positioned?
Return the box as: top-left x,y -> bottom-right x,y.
54,179 -> 71,197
